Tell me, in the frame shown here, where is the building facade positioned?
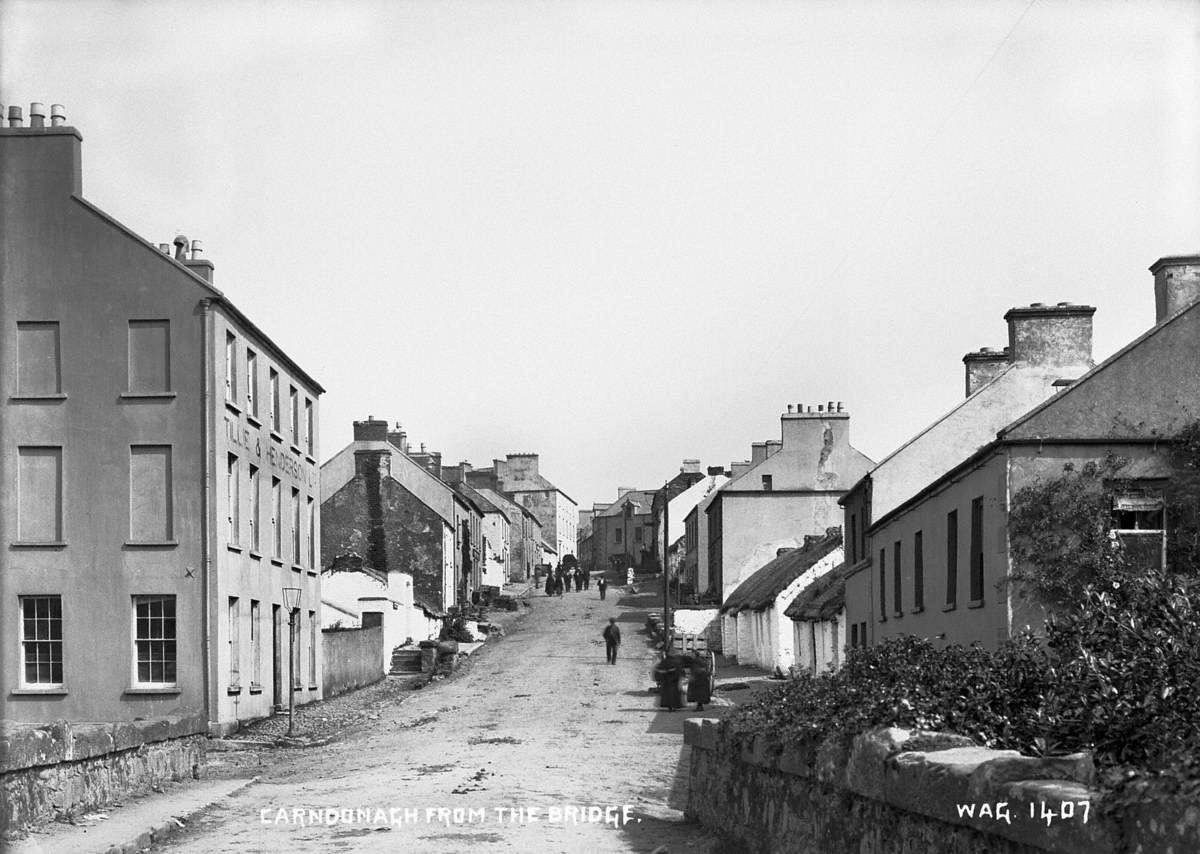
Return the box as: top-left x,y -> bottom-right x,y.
591,489 -> 657,571
705,404 -> 873,604
0,104 -> 323,747
847,264 -> 1200,649
465,454 -> 577,561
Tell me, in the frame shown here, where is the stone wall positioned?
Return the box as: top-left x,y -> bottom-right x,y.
322,626 -> 385,698
0,712 -> 206,835
683,719 -> 1200,854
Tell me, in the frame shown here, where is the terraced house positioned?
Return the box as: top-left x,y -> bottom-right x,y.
0,102 -> 323,830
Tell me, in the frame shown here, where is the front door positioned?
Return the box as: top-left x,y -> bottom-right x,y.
272,604 -> 283,711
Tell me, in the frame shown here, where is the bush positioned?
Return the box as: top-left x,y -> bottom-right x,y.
729,568 -> 1200,799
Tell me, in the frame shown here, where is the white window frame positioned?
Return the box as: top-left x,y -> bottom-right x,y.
1112,490 -> 1167,569
246,348 -> 258,416
19,595 -> 64,688
132,595 -> 178,688
225,332 -> 237,403
228,596 -> 240,688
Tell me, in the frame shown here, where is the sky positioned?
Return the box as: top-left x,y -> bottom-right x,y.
3,0 -> 1198,510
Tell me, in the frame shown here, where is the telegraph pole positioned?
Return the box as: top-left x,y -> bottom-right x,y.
662,485 -> 670,636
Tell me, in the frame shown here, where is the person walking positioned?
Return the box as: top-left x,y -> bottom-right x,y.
687,654 -> 713,712
574,569 -> 582,592
544,571 -> 554,597
602,617 -> 621,665
597,576 -> 608,600
654,652 -> 685,712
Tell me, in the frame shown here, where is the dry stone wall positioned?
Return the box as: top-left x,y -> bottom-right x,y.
683,719 -> 1199,854
0,712 -> 205,835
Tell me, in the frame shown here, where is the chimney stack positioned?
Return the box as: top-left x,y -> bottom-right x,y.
1149,255 -> 1200,323
1004,303 -> 1095,367
706,465 -> 725,476
386,423 -> 408,453
962,346 -> 1011,397
765,439 -> 782,458
680,459 -> 701,474
182,238 -> 214,283
353,416 -> 389,442
750,442 -> 768,466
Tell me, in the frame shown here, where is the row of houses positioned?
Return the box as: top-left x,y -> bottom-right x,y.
0,103 -> 579,828
319,420 -> 576,665
609,254 -> 1200,678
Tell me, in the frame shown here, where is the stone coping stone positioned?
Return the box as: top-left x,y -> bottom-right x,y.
1,712 -> 206,773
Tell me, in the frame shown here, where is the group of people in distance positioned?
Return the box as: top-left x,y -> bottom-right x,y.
544,562 -> 607,597
555,564 -> 712,712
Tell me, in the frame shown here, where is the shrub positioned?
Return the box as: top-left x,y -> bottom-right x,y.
728,567 -> 1200,804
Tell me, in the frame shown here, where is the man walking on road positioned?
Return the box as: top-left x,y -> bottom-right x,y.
602,617 -> 621,664
597,576 -> 608,600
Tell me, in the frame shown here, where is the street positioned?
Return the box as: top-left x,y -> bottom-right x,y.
157,586 -> 740,853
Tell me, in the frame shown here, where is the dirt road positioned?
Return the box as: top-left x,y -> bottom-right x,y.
157,586 -> 747,853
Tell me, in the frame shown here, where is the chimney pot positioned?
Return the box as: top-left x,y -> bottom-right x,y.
818,405 -> 824,412
50,104 -> 65,126
190,239 -> 202,260
7,105 -> 23,127
28,102 -> 45,128
158,243 -> 170,254
172,234 -> 189,260
787,404 -> 795,414
1030,302 -> 1045,307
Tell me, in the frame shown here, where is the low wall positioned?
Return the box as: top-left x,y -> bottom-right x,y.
0,712 -> 206,835
673,607 -> 721,651
683,719 -> 1199,854
322,626 -> 385,698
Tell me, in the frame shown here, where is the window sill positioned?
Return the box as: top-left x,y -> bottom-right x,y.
246,413 -> 262,428
290,444 -> 302,456
967,598 -> 985,609
224,399 -> 242,415
270,430 -> 284,444
305,454 -> 316,465
942,603 -> 957,612
125,540 -> 179,549
291,564 -> 305,573
307,569 -> 318,578
10,393 -> 67,402
11,540 -> 67,549
124,686 -> 181,695
912,606 -> 925,614
892,611 -> 904,619
249,550 -> 263,561
121,391 -> 176,400
877,616 -> 887,623
11,686 -> 68,696
270,558 -> 285,567
227,543 -> 243,553
307,684 -> 318,691
249,683 -> 263,694
228,686 -> 242,696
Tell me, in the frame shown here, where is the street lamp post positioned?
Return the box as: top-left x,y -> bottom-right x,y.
282,586 -> 302,737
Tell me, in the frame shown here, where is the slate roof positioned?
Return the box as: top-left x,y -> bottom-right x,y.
597,490 -> 656,518
721,529 -> 842,615
785,560 -> 852,621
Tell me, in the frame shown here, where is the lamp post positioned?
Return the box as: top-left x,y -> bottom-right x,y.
282,586 -> 302,737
